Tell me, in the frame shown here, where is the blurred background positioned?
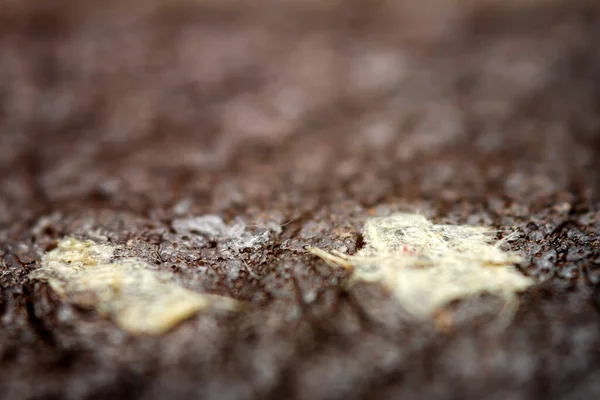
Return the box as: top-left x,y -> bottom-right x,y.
1,1 -> 600,399
1,0 -> 599,226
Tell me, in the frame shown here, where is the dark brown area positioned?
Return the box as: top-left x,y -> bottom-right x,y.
1,1 -> 600,399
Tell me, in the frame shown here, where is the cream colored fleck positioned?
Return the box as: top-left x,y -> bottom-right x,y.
33,238 -> 236,335
309,213 -> 533,318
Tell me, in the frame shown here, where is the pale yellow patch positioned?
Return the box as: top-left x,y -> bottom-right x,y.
33,238 -> 236,335
309,213 -> 534,318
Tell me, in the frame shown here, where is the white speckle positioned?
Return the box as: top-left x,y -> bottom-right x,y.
172,198 -> 192,216
226,260 -> 242,280
172,215 -> 227,239
227,221 -> 271,252
351,49 -> 407,94
303,290 -> 317,304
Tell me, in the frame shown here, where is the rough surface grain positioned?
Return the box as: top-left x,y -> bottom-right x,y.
1,1 -> 600,399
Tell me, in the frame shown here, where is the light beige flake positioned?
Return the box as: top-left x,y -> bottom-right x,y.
33,238 -> 235,335
309,213 -> 533,318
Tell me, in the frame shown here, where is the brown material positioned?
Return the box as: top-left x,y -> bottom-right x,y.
1,1 -> 600,399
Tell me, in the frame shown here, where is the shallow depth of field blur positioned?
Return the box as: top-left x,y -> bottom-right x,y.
1,1 -> 600,399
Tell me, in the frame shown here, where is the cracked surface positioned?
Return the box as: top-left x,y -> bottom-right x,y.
1,1 -> 600,399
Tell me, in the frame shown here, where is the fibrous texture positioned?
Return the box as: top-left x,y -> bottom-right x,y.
33,238 -> 237,335
311,213 -> 534,318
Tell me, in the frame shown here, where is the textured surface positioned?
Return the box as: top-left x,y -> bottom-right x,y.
1,1 -> 600,399
310,213 -> 533,318
33,238 -> 235,335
